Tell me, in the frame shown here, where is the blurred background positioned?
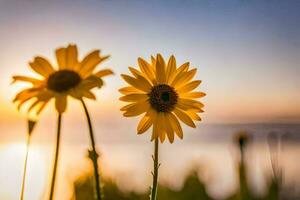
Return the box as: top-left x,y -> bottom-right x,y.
0,0 -> 299,199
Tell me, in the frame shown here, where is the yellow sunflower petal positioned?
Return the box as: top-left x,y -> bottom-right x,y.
79,50 -> 101,76
123,101 -> 150,117
28,99 -> 41,113
166,55 -> 176,84
171,68 -> 197,88
119,86 -> 144,95
164,113 -> 175,143
69,88 -> 83,99
137,109 -> 155,134
152,113 -> 163,141
28,91 -> 53,114
177,80 -> 202,93
181,92 -> 206,99
67,44 -> 78,69
177,98 -> 204,111
83,91 -> 96,100
186,110 -> 202,121
168,62 -> 187,83
151,56 -> 156,70
151,116 -> 160,141
177,62 -> 190,73
55,95 -> 67,113
173,108 -> 196,128
17,98 -> 32,110
56,47 -> 67,69
29,57 -> 55,77
55,45 -> 79,70
129,67 -> 143,77
119,94 -> 148,102
15,89 -> 44,110
79,76 -> 103,90
121,74 -> 152,92
36,100 -> 50,115
138,58 -> 155,83
169,112 -> 183,139
14,88 -> 42,102
120,103 -> 133,111
156,54 -> 166,84
159,131 -> 166,143
79,50 -> 109,77
94,69 -> 114,78
35,91 -> 54,102
12,76 -> 43,85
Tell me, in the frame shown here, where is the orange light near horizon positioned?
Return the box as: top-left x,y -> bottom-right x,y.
0,143 -> 47,200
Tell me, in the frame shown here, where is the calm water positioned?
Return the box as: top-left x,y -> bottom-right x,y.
0,123 -> 299,200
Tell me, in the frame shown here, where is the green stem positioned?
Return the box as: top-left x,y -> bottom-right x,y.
81,99 -> 102,200
151,139 -> 159,200
20,136 -> 30,200
49,114 -> 62,200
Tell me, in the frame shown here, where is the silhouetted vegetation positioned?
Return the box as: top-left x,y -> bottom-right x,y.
71,132 -> 300,200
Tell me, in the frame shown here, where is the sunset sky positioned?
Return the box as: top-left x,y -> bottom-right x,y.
0,0 -> 300,199
0,0 -> 299,126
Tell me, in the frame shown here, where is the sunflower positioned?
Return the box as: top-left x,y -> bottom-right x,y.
12,44 -> 113,114
120,54 -> 205,143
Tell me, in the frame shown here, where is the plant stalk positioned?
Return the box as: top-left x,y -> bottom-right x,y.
20,135 -> 30,200
49,114 -> 62,200
81,99 -> 102,200
151,138 -> 159,200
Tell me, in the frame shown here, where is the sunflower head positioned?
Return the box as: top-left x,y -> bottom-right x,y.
12,44 -> 113,115
47,70 -> 82,92
149,84 -> 178,112
119,54 -> 205,143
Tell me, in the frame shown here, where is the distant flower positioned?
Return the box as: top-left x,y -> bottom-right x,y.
120,54 -> 205,143
13,44 -> 113,114
12,44 -> 113,200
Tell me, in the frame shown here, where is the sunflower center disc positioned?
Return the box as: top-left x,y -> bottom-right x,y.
149,84 -> 178,112
47,70 -> 81,92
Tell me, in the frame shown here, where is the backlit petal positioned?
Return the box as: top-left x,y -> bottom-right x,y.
123,101 -> 150,117
119,86 -> 144,95
151,116 -> 160,141
121,74 -> 152,92
12,76 -> 43,85
138,58 -> 155,83
83,91 -> 96,100
156,54 -> 166,84
173,108 -> 196,128
181,92 -> 206,99
79,50 -> 109,77
137,109 -> 155,134
30,57 -> 55,77
119,94 -> 148,102
56,47 -> 67,69
129,67 -> 143,77
94,69 -> 114,78
164,113 -> 174,143
186,110 -> 202,121
169,112 -> 183,139
177,80 -> 202,93
172,68 -> 197,88
66,44 -> 78,70
177,98 -> 204,111
166,55 -> 176,84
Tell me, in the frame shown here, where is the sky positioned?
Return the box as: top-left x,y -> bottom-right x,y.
0,0 -> 300,199
0,0 -> 299,126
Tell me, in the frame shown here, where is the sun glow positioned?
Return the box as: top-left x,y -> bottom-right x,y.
0,143 -> 47,200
